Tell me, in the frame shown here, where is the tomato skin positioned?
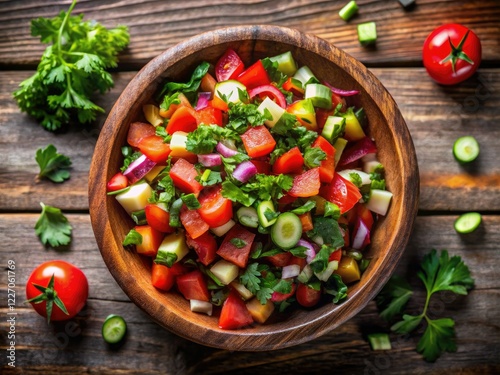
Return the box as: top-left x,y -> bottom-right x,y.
265,252 -> 292,267
185,231 -> 218,266
219,289 -> 254,330
271,282 -> 297,302
107,172 -> 128,192
423,23 -> 481,85
151,262 -> 187,291
289,167 -> 321,198
197,185 -> 233,228
196,106 -> 223,127
215,48 -> 245,82
127,122 -> 156,148
180,206 -> 210,239
296,283 -> 321,308
145,204 -> 175,233
236,60 -> 271,89
240,126 -> 276,158
169,158 -> 203,195
176,269 -> 211,302
217,224 -> 256,268
138,135 -> 171,163
320,172 -> 361,214
26,260 -> 88,322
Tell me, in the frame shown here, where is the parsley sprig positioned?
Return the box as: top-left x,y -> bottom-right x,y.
13,0 -> 129,130
377,249 -> 474,362
35,202 -> 72,247
35,144 -> 71,183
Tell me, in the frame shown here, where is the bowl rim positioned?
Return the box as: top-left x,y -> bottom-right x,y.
89,24 -> 419,351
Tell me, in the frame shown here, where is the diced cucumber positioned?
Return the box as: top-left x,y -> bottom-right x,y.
363,160 -> 382,174
454,212 -> 482,234
257,96 -> 285,127
305,83 -> 332,109
210,259 -> 239,285
190,299 -> 213,316
453,136 -> 480,163
368,333 -> 391,351
270,212 -> 302,249
315,260 -> 339,282
102,314 -> 127,344
236,206 -> 259,228
333,137 -> 349,166
366,189 -> 393,216
214,80 -> 247,104
338,169 -> 372,185
142,104 -> 163,126
210,219 -> 236,237
269,51 -> 297,76
230,281 -> 254,300
322,116 -> 346,143
115,181 -> 153,214
293,65 -> 317,86
257,200 -> 278,228
339,1 -> 358,21
357,22 -> 377,46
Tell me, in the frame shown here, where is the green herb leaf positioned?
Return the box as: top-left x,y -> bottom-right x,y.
417,318 -> 456,362
290,200 -> 316,215
324,273 -> 348,303
181,193 -> 201,210
158,61 -> 210,102
230,238 -> 247,249
307,217 -> 344,248
303,147 -> 326,169
34,202 -> 72,247
376,276 -> 413,321
122,228 -> 143,246
35,144 -> 72,183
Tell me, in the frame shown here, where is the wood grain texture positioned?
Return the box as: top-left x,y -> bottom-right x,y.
1,214 -> 499,374
0,0 -> 498,68
1,69 -> 498,212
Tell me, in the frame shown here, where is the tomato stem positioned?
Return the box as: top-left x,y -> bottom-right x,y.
26,274 -> 69,323
440,30 -> 474,73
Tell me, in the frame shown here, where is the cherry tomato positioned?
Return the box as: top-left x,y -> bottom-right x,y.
106,172 -> 128,192
296,283 -> 322,308
215,48 -> 245,82
423,23 -> 481,85
26,260 -> 88,322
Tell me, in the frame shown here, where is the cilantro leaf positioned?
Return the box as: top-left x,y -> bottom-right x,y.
35,144 -> 71,183
34,202 -> 72,247
417,318 -> 456,362
227,102 -> 269,133
307,217 -> 344,248
158,62 -> 210,102
13,0 -> 129,131
376,275 -> 413,321
324,274 -> 348,303
303,147 -> 326,169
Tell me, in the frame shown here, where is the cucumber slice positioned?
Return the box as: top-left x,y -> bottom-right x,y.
257,97 -> 285,127
237,206 -> 259,228
269,51 -> 297,76
367,333 -> 391,351
271,212 -> 302,249
257,200 -> 278,228
333,137 -> 349,166
102,314 -> 127,344
293,65 -> 317,86
454,212 -> 482,234
453,136 -> 480,163
322,116 -> 346,143
214,80 -> 247,104
305,83 -> 332,109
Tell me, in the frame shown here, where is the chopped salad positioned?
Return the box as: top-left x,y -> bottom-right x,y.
107,49 -> 393,330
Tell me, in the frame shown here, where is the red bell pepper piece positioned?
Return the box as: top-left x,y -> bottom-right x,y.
138,135 -> 171,163
240,126 -> 276,158
169,158 -> 203,195
236,60 -> 271,89
312,135 -> 336,183
272,146 -> 304,175
166,106 -> 198,135
134,225 -> 164,257
151,262 -> 187,291
180,206 -> 210,239
145,204 -> 175,233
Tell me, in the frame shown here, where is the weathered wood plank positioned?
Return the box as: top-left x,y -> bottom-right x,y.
1,69 -> 499,212
1,214 -> 499,373
0,0 -> 499,68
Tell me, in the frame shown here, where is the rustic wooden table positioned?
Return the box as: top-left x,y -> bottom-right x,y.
1,1 -> 499,374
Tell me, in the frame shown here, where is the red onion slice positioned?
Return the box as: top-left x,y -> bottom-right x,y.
352,218 -> 371,250
323,81 -> 360,96
216,141 -> 239,157
123,154 -> 156,184
297,239 -> 316,264
198,153 -> 222,167
281,264 -> 301,279
196,92 -> 211,110
232,161 -> 258,183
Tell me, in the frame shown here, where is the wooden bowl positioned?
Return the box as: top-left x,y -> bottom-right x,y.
89,25 -> 419,351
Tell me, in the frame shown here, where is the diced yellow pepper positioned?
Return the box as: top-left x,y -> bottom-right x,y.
246,298 -> 275,324
335,256 -> 361,284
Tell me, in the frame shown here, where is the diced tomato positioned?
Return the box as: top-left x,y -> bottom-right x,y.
185,231 -> 217,266
196,106 -> 223,126
180,206 -> 209,239
215,48 -> 245,82
240,126 -> 276,158
278,193 -> 298,207
138,135 -> 171,163
271,282 -> 297,302
338,136 -> 377,167
176,269 -> 211,302
197,185 -> 233,228
272,146 -> 304,175
329,249 -> 342,263
107,172 -> 128,192
169,158 -> 203,195
250,160 -> 271,175
166,106 -> 198,135
134,225 -> 164,257
127,122 -> 156,148
266,252 -> 292,267
210,96 -> 229,112
236,60 -> 271,89
296,283 -> 321,308
319,172 -> 361,214
283,77 -> 305,96
219,289 -> 254,330
298,212 -> 314,232
288,255 -> 307,271
347,203 -> 375,231
312,135 -> 336,183
151,262 -> 187,291
315,108 -> 332,131
145,204 -> 175,233
331,92 -> 347,112
159,93 -> 192,119
200,72 -> 217,95
247,84 -> 287,108
289,168 -> 321,198
217,224 -> 256,268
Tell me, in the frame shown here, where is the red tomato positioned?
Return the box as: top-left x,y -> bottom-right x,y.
197,185 -> 233,228
423,23 -> 481,85
138,135 -> 171,163
106,172 -> 128,192
219,289 -> 254,330
272,146 -> 304,175
166,106 -> 198,134
329,249 -> 342,263
217,224 -> 256,268
134,225 -> 164,257
169,158 -> 203,195
248,84 -> 287,109
288,167 -> 321,198
127,122 -> 156,148
151,262 -> 187,291
320,172 -> 362,214
176,269 -> 211,302
145,204 -> 175,233
196,106 -> 223,126
26,260 -> 88,322
250,160 -> 271,175
265,252 -> 292,267
215,48 -> 245,82
236,60 -> 271,89
312,136 -> 336,183
180,206 -> 210,239
240,126 -> 276,158
296,283 -> 321,308
271,282 -> 297,302
185,231 -> 218,266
